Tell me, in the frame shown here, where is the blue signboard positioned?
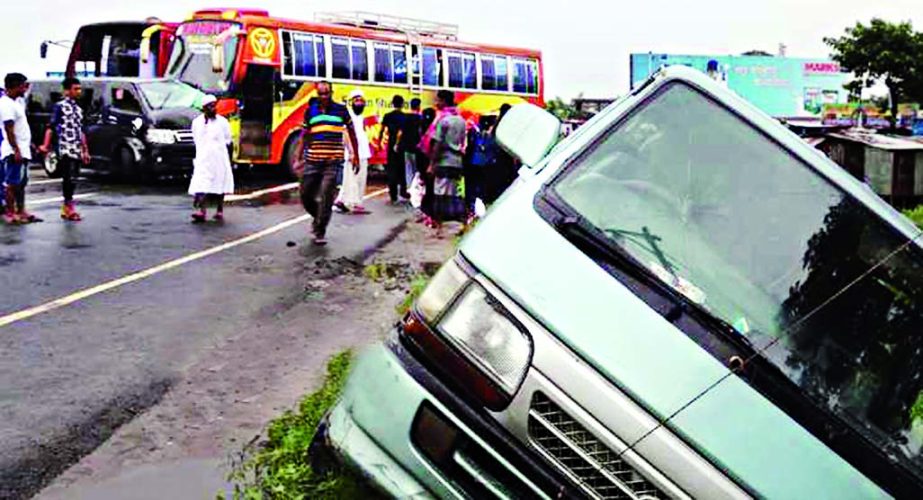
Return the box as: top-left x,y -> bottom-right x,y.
630,53 -> 852,118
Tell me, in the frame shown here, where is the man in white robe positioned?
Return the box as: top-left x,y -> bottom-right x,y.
334,89 -> 372,215
188,95 -> 233,222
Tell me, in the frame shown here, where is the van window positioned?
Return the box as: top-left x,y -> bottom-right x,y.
551,82 -> 923,485
112,87 -> 142,114
282,31 -> 327,79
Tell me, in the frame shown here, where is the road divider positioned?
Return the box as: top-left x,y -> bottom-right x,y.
226,182 -> 300,203
31,193 -> 98,206
0,188 -> 389,329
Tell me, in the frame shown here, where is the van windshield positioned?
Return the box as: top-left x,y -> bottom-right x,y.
552,82 -> 923,482
137,81 -> 205,110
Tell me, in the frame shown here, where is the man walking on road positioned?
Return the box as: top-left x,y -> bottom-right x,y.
1,73 -> 40,225
188,95 -> 234,222
380,95 -> 407,204
40,77 -> 90,221
399,97 -> 423,191
293,81 -> 359,246
427,90 -> 468,234
335,89 -> 372,215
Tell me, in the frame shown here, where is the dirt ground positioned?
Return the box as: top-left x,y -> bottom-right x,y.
37,220 -> 456,499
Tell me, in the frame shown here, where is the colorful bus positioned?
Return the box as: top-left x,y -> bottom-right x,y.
54,19 -> 177,78
163,9 -> 544,173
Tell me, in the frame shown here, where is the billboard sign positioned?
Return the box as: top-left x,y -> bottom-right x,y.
630,53 -> 852,118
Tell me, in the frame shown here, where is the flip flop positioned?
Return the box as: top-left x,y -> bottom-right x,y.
312,236 -> 328,246
213,212 -> 224,221
191,212 -> 207,223
22,214 -> 43,224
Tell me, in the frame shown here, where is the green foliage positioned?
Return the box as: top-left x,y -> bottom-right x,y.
227,351 -> 362,500
545,96 -> 581,121
825,19 -> 923,123
902,206 -> 923,229
397,275 -> 430,316
912,391 -> 923,423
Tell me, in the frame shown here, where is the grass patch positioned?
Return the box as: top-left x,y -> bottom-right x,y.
227,351 -> 362,500
903,206 -> 923,229
397,275 -> 431,316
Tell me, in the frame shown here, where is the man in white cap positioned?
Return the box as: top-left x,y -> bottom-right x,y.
334,89 -> 372,214
188,95 -> 233,222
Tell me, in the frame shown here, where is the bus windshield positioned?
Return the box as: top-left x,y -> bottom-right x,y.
166,20 -> 240,94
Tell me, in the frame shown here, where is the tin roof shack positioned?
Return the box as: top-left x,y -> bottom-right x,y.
819,131 -> 923,208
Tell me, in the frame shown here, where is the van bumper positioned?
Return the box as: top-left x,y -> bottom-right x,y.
144,143 -> 195,173
313,333 -> 580,499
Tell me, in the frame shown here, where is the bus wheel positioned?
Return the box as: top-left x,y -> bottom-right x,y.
43,152 -> 63,179
282,135 -> 301,180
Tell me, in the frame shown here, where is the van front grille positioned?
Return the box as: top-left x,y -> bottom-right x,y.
528,392 -> 669,500
174,130 -> 194,143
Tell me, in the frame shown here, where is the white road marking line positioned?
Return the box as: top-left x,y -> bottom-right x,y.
0,187 -> 390,329
30,193 -> 98,206
225,182 -> 300,202
29,178 -> 64,186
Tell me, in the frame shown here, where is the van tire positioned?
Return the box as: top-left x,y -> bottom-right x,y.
42,152 -> 63,179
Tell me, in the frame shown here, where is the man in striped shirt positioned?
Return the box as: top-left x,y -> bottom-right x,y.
293,81 -> 359,246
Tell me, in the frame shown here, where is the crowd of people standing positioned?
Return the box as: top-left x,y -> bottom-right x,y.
296,81 -> 519,245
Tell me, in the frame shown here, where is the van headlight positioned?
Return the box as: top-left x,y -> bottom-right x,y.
402,257 -> 533,410
145,128 -> 176,144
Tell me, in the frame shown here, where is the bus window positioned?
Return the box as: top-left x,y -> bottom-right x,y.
513,58 -> 539,95
332,38 -> 350,79
422,47 -> 441,87
351,40 -> 368,81
375,43 -> 408,84
463,53 -> 477,89
374,43 -> 393,83
283,31 -> 326,78
447,51 -> 477,90
332,37 -> 368,81
496,56 -> 509,91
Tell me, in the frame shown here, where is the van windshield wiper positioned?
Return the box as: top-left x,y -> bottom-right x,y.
557,215 -> 758,355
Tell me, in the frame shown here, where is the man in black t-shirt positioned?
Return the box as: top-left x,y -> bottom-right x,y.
399,98 -> 423,191
380,95 -> 407,203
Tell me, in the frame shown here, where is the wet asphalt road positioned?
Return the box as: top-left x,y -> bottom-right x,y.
0,166 -> 407,499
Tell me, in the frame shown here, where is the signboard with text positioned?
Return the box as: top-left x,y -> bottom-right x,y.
630,53 -> 852,118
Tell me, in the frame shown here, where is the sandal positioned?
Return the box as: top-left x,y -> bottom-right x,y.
21,213 -> 43,224
191,211 -> 207,223
61,204 -> 82,222
4,213 -> 21,225
213,212 -> 224,221
312,236 -> 328,246
350,206 -> 371,215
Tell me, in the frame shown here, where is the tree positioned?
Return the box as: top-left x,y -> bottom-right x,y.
741,50 -> 773,57
545,97 -> 581,121
825,19 -> 923,129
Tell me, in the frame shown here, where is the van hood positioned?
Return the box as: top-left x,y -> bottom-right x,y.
148,107 -> 199,130
459,180 -> 884,499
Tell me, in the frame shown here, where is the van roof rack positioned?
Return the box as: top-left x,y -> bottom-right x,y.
314,11 -> 459,40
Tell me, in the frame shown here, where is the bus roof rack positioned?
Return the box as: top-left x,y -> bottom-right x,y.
314,11 -> 459,40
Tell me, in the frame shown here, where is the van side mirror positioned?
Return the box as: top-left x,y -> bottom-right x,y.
496,104 -> 562,168
40,42 -> 49,59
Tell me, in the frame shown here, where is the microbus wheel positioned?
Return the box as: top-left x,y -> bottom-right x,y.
43,152 -> 62,179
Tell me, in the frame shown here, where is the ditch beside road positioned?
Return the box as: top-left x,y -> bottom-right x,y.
35,219 -> 456,499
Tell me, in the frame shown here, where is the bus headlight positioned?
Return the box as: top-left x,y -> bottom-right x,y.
145,128 -> 176,144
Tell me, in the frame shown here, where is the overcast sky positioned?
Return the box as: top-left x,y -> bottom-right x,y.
3,0 -> 922,99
